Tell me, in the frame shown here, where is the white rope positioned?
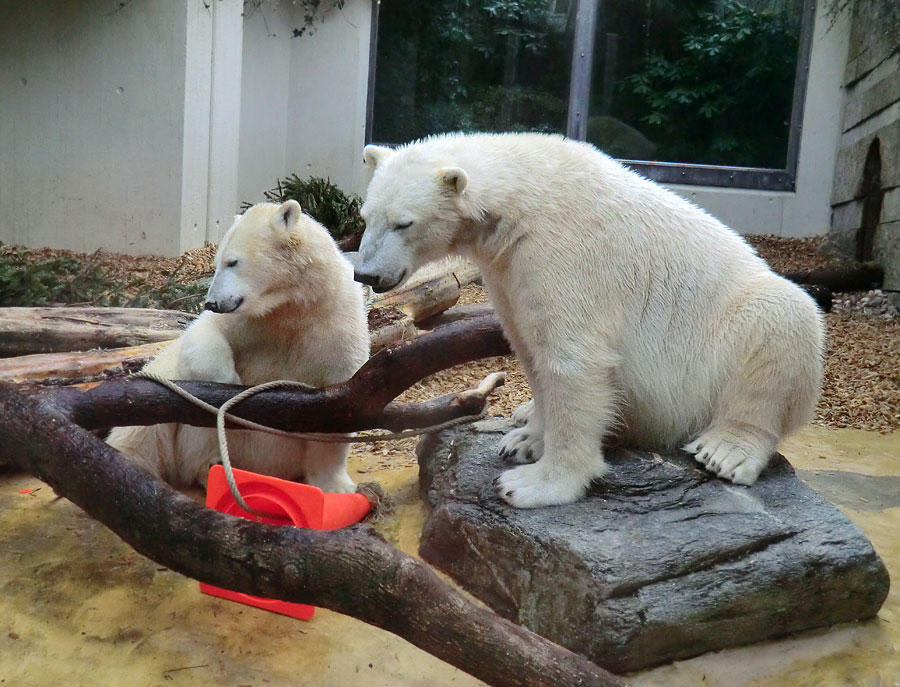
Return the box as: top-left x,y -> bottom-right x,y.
132,370 -> 493,517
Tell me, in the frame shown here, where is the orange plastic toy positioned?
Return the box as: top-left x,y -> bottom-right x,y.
200,465 -> 372,619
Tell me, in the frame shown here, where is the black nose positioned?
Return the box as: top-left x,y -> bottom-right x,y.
204,300 -> 221,313
354,271 -> 381,288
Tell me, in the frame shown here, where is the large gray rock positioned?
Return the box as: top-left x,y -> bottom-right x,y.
417,419 -> 890,674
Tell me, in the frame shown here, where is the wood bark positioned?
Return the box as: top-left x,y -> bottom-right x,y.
372,262 -> 482,322
0,341 -> 172,384
0,316 -> 624,687
0,307 -> 196,357
782,262 -> 884,292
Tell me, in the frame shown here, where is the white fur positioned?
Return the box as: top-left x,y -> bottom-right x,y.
356,133 -> 824,508
108,201 -> 370,491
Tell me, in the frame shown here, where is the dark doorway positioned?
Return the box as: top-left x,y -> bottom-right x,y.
857,138 -> 883,262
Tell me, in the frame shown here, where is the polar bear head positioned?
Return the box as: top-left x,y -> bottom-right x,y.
355,143 -> 475,293
205,200 -> 342,317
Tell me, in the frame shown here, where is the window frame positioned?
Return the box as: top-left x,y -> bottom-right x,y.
365,0 -> 817,192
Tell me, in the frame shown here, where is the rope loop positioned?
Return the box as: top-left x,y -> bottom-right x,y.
132,370 -> 488,517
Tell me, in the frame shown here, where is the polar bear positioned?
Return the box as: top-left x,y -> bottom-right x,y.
354,132 -> 824,509
107,200 -> 370,491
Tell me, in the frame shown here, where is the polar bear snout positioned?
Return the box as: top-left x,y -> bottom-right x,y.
353,269 -> 406,294
204,296 -> 244,314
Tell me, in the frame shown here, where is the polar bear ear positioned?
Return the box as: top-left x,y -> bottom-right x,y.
438,167 -> 468,195
363,145 -> 394,170
272,199 -> 302,233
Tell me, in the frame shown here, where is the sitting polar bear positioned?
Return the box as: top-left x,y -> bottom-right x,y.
354,132 -> 824,509
108,200 -> 370,491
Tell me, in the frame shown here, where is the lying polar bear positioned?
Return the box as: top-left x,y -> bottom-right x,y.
108,200 -> 370,491
354,132 -> 824,509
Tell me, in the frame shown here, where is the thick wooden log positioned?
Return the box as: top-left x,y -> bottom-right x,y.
0,307 -> 196,357
0,315 -> 623,687
371,261 -> 481,323
782,262 -> 883,292
0,341 -> 172,384
49,315 -> 510,431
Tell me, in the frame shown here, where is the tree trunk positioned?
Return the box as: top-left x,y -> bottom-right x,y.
370,261 -> 481,323
782,262 -> 884,292
0,341 -> 172,384
0,307 -> 196,357
0,315 -> 625,687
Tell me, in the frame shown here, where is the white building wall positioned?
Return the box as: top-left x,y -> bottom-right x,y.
286,0 -> 373,197
236,4 -> 295,208
0,0 -> 188,255
237,0 -> 373,207
0,0 -> 243,256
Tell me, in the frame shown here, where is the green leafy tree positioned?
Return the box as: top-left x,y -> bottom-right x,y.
625,1 -> 800,167
372,0 -> 572,142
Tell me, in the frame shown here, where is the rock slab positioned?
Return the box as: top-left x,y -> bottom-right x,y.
417,420 -> 890,674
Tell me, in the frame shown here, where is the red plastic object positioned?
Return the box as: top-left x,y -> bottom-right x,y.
199,465 -> 372,619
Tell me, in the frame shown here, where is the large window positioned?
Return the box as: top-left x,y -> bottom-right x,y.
368,0 -> 814,190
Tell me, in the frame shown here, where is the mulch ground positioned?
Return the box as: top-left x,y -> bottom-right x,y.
6,234 -> 897,469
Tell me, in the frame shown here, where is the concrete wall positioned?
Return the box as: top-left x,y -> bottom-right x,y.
830,0 -> 900,290
237,0 -> 373,207
236,3 -> 294,208
668,0 -> 851,238
0,0 -> 187,254
0,0 -> 242,256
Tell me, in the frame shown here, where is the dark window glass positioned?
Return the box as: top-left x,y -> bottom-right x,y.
371,0 -> 576,143
588,0 -> 803,167
372,0 -> 804,173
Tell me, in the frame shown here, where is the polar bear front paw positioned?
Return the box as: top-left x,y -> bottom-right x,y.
684,425 -> 775,486
494,459 -> 595,508
498,425 -> 544,464
511,399 -> 534,427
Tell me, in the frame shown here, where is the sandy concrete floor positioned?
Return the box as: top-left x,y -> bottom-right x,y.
1,426 -> 898,687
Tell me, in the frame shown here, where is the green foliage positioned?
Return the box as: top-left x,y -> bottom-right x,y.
242,0 -> 346,38
624,1 -> 800,168
250,175 -> 365,241
372,0 -> 571,142
0,243 -> 208,312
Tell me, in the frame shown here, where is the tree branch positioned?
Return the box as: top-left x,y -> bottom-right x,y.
42,314 -> 512,432
0,315 -> 625,686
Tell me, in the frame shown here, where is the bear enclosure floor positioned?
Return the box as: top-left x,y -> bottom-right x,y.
1,426 -> 899,687
1,235 -> 899,685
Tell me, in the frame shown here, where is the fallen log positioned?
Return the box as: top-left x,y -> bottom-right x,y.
0,307 -> 196,357
782,262 -> 883,292
0,341 -> 172,384
0,317 -> 624,687
0,282 -> 484,384
371,261 -> 481,323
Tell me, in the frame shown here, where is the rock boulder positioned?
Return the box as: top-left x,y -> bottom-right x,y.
417,419 -> 890,673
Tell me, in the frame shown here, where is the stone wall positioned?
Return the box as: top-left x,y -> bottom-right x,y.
830,0 -> 900,291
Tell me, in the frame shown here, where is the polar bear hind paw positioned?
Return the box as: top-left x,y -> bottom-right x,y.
684,425 -> 776,486
498,424 -> 544,464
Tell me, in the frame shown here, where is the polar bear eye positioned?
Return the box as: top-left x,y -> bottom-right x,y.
225,258 -> 239,268
394,221 -> 413,231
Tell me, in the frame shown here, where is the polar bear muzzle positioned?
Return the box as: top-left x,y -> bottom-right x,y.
204,296 -> 244,314
353,268 -> 406,294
